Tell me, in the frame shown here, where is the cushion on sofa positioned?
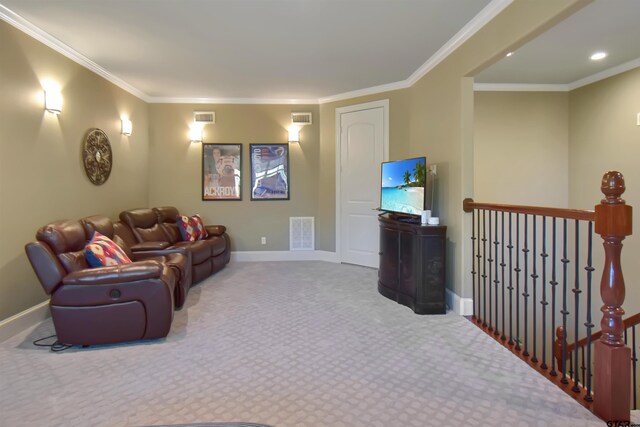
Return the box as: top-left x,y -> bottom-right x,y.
177,215 -> 207,241
85,231 -> 132,268
192,214 -> 208,239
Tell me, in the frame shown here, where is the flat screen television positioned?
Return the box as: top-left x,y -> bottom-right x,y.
380,157 -> 426,216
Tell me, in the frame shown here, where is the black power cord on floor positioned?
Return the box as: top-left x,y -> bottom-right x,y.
33,335 -> 73,352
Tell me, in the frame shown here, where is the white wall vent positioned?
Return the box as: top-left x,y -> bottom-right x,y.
291,112 -> 312,126
290,217 -> 314,251
194,111 -> 215,124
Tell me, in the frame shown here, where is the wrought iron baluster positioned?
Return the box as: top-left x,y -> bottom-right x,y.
633,326 -> 638,410
550,218 -> 558,376
477,210 -> 482,324
482,210 -> 487,327
531,215 -> 538,363
494,211 -> 500,336
523,214 -> 530,357
515,214 -> 521,351
508,212 -> 514,346
584,221 -> 594,401
572,220 -> 582,392
471,210 -> 477,320
580,347 -> 586,388
561,219 -> 570,384
541,216 -> 549,370
500,212 -> 506,341
488,211 -> 493,332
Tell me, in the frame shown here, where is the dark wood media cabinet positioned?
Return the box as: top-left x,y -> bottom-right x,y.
378,214 -> 446,314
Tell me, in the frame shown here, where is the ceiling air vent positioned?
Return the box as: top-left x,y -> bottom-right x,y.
291,112 -> 312,126
194,111 -> 215,124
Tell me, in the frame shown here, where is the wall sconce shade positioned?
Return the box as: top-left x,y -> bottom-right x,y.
44,90 -> 62,114
121,119 -> 132,136
288,126 -> 300,143
189,125 -> 203,143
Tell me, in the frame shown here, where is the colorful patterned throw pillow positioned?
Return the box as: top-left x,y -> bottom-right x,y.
177,214 -> 209,241
85,231 -> 132,268
192,214 -> 208,239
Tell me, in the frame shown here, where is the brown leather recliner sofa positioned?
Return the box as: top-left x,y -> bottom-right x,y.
25,219 -> 176,346
119,207 -> 231,283
80,214 -> 193,309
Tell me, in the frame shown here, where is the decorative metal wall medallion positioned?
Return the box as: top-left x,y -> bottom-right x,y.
82,128 -> 112,185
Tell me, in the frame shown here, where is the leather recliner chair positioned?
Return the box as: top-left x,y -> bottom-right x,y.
119,207 -> 231,283
25,219 -> 176,346
80,214 -> 193,309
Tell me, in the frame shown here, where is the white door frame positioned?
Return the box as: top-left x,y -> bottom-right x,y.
335,99 -> 389,264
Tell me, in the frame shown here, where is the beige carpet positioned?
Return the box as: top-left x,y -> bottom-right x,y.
0,261 -> 602,426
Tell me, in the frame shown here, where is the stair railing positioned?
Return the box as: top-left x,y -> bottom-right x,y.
463,171 -> 632,422
555,313 -> 640,411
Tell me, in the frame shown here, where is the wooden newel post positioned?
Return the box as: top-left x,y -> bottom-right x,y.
594,171 -> 632,422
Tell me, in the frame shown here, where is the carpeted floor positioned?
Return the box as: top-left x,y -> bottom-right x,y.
0,261 -> 602,426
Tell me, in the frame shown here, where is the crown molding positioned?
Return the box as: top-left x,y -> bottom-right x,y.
406,0 -> 514,86
567,57 -> 640,91
473,83 -> 569,92
147,96 -> 319,105
0,4 -> 150,102
318,80 -> 409,104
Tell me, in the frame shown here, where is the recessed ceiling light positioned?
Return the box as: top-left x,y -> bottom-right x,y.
590,52 -> 608,61
506,52 -> 514,57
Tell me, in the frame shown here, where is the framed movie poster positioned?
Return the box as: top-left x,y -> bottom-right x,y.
250,144 -> 289,200
202,144 -> 242,200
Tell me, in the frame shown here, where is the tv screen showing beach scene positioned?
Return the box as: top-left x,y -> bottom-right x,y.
380,157 -> 426,216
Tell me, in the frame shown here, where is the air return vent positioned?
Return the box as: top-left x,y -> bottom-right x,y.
194,111 -> 215,124
291,112 -> 312,126
290,217 -> 314,251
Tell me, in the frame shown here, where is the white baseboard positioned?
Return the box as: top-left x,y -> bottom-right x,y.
0,300 -> 50,343
446,289 -> 474,316
231,250 -> 339,263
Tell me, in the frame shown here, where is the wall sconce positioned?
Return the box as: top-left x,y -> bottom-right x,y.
288,126 -> 300,144
44,90 -> 62,114
121,119 -> 132,136
189,124 -> 203,143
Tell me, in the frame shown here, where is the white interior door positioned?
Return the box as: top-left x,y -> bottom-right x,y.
337,101 -> 387,267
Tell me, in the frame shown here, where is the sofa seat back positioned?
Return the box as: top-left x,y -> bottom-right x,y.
119,208 -> 169,243
154,206 -> 182,244
36,219 -> 90,274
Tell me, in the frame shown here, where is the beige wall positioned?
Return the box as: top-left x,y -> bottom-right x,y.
406,0 -> 588,298
148,103 -> 320,251
474,91 -> 569,207
0,21 -> 150,320
568,66 -> 640,315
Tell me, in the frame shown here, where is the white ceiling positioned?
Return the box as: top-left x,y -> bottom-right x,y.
2,0 -> 640,102
0,0 -> 492,101
475,0 -> 640,89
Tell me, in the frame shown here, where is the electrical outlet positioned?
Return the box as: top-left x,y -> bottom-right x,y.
428,164 -> 437,176
261,237 -> 266,245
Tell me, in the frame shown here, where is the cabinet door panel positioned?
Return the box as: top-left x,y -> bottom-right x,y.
379,226 -> 398,289
398,230 -> 416,298
420,237 -> 446,304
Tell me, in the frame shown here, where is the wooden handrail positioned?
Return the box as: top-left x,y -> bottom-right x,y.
463,198 -> 595,221
555,312 -> 640,359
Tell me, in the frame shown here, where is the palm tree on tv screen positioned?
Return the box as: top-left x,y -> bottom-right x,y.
414,161 -> 425,187
403,171 -> 411,186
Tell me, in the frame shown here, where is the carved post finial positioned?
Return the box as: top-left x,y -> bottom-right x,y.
601,171 -> 625,204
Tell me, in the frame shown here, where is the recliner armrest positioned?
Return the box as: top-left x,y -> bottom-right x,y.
130,241 -> 170,251
62,261 -> 163,286
205,225 -> 226,236
133,247 -> 192,263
